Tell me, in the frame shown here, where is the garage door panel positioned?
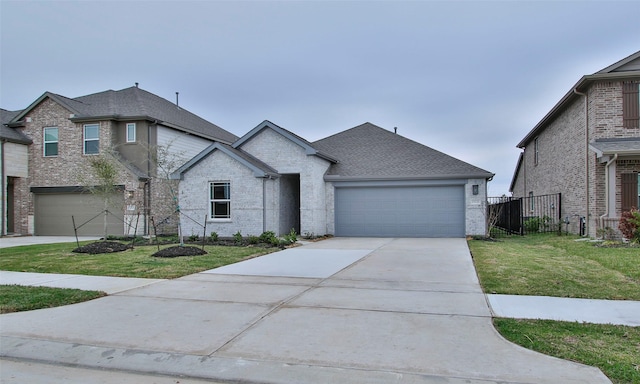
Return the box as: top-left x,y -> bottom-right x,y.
335,185 -> 465,238
35,193 -> 125,236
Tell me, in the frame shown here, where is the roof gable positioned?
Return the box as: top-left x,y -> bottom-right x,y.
233,120 -> 338,163
9,87 -> 237,144
313,123 -> 493,180
171,142 -> 279,180
517,50 -> 640,148
596,50 -> 640,74
1,108 -> 32,144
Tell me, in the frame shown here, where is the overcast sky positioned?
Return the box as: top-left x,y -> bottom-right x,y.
1,1 -> 639,195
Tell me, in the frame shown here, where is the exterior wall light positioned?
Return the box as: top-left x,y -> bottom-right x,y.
472,185 -> 479,195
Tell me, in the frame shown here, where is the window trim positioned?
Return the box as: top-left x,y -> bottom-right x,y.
43,126 -> 58,157
209,181 -> 231,220
126,123 -> 136,143
83,123 -> 100,155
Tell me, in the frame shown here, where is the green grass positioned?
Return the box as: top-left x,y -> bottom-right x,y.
0,285 -> 105,313
469,234 -> 640,384
468,234 -> 640,300
0,242 -> 276,279
494,319 -> 640,384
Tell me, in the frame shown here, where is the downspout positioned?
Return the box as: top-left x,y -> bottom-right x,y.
599,153 -> 618,233
262,177 -> 267,233
574,88 -> 589,236
1,139 -> 5,236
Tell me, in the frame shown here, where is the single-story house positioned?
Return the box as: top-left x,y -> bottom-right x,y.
172,121 -> 494,238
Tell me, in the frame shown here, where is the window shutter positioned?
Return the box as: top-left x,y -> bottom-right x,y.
622,81 -> 639,128
621,173 -> 638,212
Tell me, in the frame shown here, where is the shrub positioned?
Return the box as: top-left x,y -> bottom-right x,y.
233,231 -> 243,244
259,231 -> 277,244
248,235 -> 260,244
618,208 -> 640,243
283,228 -> 298,244
523,217 -> 540,233
209,232 -> 219,242
188,233 -> 199,242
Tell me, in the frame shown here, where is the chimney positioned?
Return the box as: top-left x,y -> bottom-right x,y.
135,82 -> 139,88
176,92 -> 179,108
394,127 -> 397,134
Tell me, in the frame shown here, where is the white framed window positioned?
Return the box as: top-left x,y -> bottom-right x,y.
83,124 -> 100,154
43,127 -> 58,157
126,123 -> 136,143
210,181 -> 231,219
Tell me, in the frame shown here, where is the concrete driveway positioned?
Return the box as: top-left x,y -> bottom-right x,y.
0,238 -> 609,384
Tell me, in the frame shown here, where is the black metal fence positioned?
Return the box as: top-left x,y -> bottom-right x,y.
487,193 -> 562,236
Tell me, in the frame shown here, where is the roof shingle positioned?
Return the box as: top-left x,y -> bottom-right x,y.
313,123 -> 493,180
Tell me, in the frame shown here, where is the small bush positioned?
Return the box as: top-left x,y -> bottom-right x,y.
282,228 -> 298,244
524,217 -> 540,233
248,235 -> 260,244
260,231 -> 277,243
210,232 -> 219,242
618,208 -> 640,243
233,231 -> 243,244
188,233 -> 199,242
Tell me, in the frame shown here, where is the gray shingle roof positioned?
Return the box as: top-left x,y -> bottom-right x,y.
313,123 -> 493,180
73,87 -> 238,143
11,87 -> 237,144
590,137 -> 640,157
1,109 -> 32,144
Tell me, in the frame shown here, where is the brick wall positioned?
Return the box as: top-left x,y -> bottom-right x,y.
514,79 -> 640,237
178,150 -> 271,237
20,98 -> 144,235
240,128 -> 333,236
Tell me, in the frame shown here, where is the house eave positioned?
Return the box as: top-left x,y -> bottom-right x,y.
517,70 -> 640,148
324,173 -> 494,182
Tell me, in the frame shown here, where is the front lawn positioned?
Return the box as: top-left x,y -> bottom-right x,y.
0,242 -> 276,279
468,234 -> 640,300
0,285 -> 105,313
469,234 -> 640,384
495,319 -> 640,384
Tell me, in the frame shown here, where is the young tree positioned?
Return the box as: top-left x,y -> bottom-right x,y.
80,149 -> 122,239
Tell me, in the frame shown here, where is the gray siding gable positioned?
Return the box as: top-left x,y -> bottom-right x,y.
314,122 -> 494,180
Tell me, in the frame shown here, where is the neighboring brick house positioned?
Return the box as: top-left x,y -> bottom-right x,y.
173,120 -> 494,238
2,85 -> 236,236
510,50 -> 640,237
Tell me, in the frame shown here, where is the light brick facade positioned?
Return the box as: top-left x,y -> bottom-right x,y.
178,124 -> 491,238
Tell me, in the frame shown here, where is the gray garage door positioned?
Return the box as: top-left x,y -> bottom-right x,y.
34,193 -> 125,236
335,185 -> 465,237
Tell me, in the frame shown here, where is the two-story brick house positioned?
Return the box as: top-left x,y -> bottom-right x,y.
510,50 -> 640,237
2,85 -> 236,236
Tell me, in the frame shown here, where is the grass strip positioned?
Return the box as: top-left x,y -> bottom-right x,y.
494,318 -> 640,384
0,285 -> 105,313
0,242 -> 275,279
468,234 -> 640,300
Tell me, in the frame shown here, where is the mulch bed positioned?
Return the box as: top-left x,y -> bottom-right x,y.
152,246 -> 208,258
73,241 -> 132,254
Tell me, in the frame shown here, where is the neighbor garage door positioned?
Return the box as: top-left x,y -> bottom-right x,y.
34,192 -> 125,236
335,185 -> 465,237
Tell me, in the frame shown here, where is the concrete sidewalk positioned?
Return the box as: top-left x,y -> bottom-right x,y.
0,236 -> 100,249
1,238 -> 612,383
